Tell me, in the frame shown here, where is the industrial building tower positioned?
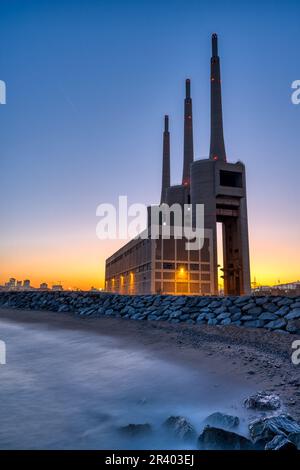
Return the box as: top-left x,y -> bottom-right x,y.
105,34 -> 251,296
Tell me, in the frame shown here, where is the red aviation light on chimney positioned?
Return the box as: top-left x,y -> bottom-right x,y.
213,156 -> 218,161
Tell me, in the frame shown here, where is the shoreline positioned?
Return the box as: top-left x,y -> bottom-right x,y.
1,307 -> 299,421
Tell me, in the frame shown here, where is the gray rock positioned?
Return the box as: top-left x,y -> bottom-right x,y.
265,319 -> 286,330
244,391 -> 281,411
243,320 -> 264,328
286,309 -> 300,320
198,426 -> 254,450
198,299 -> 210,307
286,320 -> 300,334
163,416 -> 196,441
247,306 -> 262,316
235,296 -> 252,304
220,318 -> 231,325
242,302 -> 256,312
217,312 -> 231,320
179,314 -> 190,321
228,306 -> 241,314
288,432 -> 300,449
241,315 -> 256,321
277,298 -> 293,306
214,306 -> 227,315
265,435 -> 297,451
204,412 -> 239,430
249,414 -> 300,443
196,313 -> 206,322
104,308 -> 114,316
263,303 -> 279,313
255,297 -> 268,305
231,312 -> 242,321
274,306 -> 289,316
259,312 -> 278,321
208,318 -> 218,326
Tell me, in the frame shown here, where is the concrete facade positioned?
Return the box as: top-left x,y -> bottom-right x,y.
105,34 -> 251,296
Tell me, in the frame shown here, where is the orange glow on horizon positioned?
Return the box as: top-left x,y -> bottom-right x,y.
0,227 -> 299,291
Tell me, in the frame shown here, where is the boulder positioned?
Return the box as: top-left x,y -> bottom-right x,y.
243,320 -> 264,328
163,416 -> 196,441
244,391 -> 281,411
286,320 -> 300,334
259,312 -> 278,321
198,426 -> 254,450
265,435 -> 297,451
262,303 -> 278,313
265,319 -> 286,330
288,432 -> 300,449
203,412 -> 239,430
249,414 -> 300,443
286,309 -> 300,320
220,318 -> 231,325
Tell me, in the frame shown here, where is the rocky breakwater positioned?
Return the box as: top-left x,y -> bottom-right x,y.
0,291 -> 300,335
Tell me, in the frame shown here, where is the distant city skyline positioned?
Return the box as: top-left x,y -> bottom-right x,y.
0,0 -> 299,290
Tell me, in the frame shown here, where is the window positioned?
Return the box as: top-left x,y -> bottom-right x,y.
201,239 -> 210,262
176,282 -> 188,293
190,263 -> 200,271
155,282 -> 162,293
220,170 -> 242,188
190,273 -> 199,281
163,282 -> 175,292
190,250 -> 199,262
190,283 -> 200,293
156,239 -> 162,259
163,238 -> 175,260
201,263 -> 210,271
176,238 -> 188,261
201,283 -> 211,294
163,272 -> 175,280
163,262 -> 175,270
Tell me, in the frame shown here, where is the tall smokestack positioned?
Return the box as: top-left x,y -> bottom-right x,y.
209,33 -> 226,162
160,115 -> 170,204
182,79 -> 194,186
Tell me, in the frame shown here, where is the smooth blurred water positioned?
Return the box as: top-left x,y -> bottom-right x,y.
0,317 -> 254,449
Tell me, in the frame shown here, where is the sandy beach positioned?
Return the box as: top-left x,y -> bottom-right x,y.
0,308 -> 299,449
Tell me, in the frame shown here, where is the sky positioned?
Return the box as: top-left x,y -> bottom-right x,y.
0,0 -> 299,290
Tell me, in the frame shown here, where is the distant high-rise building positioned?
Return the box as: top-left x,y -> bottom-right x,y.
23,279 -> 31,289
7,278 -> 16,288
105,34 -> 251,296
39,282 -> 48,290
52,284 -> 63,291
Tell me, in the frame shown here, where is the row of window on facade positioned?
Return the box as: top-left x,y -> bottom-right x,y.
155,271 -> 210,281
155,281 -> 211,294
155,238 -> 210,262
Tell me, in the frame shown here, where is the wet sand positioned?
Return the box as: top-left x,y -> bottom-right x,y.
0,308 -> 299,449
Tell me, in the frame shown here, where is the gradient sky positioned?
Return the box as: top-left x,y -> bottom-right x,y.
0,0 -> 299,289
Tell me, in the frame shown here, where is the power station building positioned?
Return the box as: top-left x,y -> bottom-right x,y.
105,34 -> 251,296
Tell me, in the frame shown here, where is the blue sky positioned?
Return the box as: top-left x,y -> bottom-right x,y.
0,0 -> 299,287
